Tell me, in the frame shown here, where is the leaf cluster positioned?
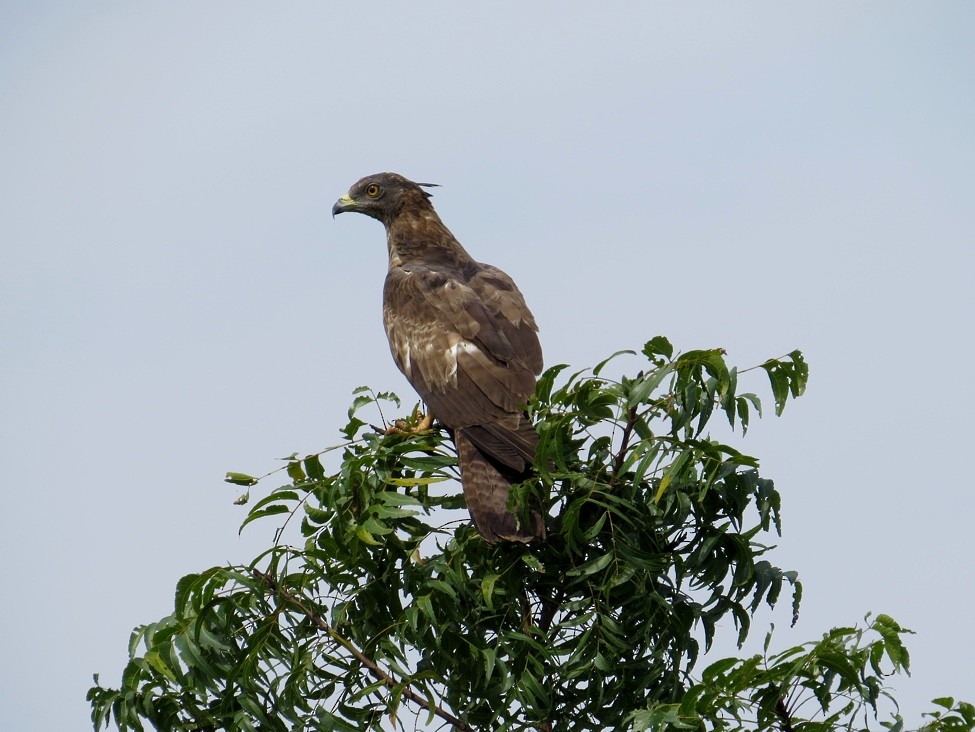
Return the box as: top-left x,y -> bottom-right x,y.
88,339 -> 969,732
630,613 -> 972,732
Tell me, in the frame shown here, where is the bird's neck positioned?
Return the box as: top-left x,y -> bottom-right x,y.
385,211 -> 475,270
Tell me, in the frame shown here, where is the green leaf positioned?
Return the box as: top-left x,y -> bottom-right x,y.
378,491 -> 423,507
643,335 -> 674,361
654,450 -> 691,503
763,363 -> 789,416
286,461 -> 306,483
534,363 -> 570,404
788,349 -> 809,397
427,579 -> 457,599
627,363 -> 674,407
701,657 -> 740,682
355,523 -> 381,545
567,552 -> 614,577
521,554 -> 544,572
361,516 -> 392,536
249,489 -> 299,513
303,455 -> 325,481
384,475 -> 449,487
142,650 -> 179,683
481,573 -> 500,609
238,503 -> 290,532
761,351 -> 807,416
416,594 -> 436,624
593,349 -> 636,376
225,472 -> 258,486
872,613 -> 912,671
482,646 -> 498,684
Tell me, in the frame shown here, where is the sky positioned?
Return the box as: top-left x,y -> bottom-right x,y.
1,2 -> 973,729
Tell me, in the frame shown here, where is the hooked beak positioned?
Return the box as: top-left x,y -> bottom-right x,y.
331,193 -> 355,218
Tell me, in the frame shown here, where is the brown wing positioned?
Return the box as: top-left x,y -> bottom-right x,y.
382,261 -> 542,471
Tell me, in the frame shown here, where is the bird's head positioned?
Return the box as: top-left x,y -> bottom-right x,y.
332,172 -> 439,225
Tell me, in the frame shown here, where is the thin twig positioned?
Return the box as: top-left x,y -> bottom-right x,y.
253,571 -> 472,732
737,352 -> 798,375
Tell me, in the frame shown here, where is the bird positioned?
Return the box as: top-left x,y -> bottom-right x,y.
331,172 -> 545,543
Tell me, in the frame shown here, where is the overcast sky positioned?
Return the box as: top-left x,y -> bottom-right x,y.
1,3 -> 973,729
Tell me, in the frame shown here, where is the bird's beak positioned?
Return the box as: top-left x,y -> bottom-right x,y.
331,193 -> 355,218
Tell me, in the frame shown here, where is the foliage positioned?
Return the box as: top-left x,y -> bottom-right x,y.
632,614 -> 974,732
88,338 -> 970,732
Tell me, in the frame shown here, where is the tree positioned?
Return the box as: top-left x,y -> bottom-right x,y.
89,338 -> 973,731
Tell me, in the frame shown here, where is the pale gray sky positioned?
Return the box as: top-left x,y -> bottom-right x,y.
1,3 -> 973,729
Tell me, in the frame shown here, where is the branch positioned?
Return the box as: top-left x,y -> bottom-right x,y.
611,405 -> 639,482
774,697 -> 794,732
253,570 -> 472,732
536,585 -> 564,635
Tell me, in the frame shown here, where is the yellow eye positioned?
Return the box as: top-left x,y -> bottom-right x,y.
366,184 -> 381,197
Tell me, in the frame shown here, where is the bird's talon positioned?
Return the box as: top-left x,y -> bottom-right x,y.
415,411 -> 434,432
381,412 -> 434,436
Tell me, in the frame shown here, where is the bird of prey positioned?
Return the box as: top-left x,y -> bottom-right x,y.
332,172 -> 545,543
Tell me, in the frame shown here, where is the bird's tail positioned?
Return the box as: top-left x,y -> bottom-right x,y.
455,428 -> 545,544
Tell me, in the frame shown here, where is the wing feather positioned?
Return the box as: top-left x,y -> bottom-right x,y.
383,264 -> 541,434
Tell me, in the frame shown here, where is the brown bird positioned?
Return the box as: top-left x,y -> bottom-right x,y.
332,173 -> 545,543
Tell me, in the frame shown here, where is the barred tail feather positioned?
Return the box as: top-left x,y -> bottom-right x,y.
455,428 -> 545,543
